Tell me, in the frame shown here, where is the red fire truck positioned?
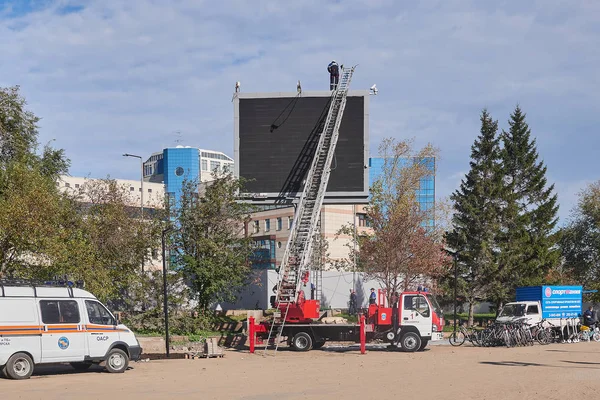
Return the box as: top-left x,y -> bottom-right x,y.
255,289 -> 445,352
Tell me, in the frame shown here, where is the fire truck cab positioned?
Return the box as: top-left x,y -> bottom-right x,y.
367,289 -> 445,351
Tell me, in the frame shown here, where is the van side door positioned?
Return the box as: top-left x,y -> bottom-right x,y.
39,299 -> 86,362
84,300 -> 120,359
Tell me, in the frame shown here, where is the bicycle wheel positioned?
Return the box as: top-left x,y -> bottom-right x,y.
449,331 -> 466,346
536,329 -> 550,345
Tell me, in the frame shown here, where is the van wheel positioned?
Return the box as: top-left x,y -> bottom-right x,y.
5,352 -> 34,380
105,349 -> 129,373
292,332 -> 313,351
71,362 -> 93,371
401,332 -> 421,352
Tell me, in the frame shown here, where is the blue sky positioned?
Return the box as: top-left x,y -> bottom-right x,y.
1,0 -> 598,224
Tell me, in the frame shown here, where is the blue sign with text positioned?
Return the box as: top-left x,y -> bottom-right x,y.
541,285 -> 582,319
516,285 -> 582,319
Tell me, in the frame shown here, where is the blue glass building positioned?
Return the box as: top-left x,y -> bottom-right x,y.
161,147 -> 200,207
368,157 -> 435,228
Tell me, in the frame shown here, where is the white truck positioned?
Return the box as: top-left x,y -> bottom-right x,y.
496,285 -> 583,326
0,280 -> 142,380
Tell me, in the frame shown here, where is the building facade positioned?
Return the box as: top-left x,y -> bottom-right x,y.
245,157 -> 436,271
143,146 -> 234,206
368,156 -> 436,228
56,175 -> 166,271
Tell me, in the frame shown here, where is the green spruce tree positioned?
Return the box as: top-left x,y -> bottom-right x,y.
446,109 -> 503,325
494,105 -> 560,307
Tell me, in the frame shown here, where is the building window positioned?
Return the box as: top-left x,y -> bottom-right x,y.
148,188 -> 152,193
201,159 -> 208,171
276,217 -> 282,231
253,220 -> 259,234
358,213 -> 371,227
75,183 -> 80,189
130,187 -> 135,191
65,182 -> 70,187
265,219 -> 270,232
288,216 -> 293,230
211,161 -> 220,172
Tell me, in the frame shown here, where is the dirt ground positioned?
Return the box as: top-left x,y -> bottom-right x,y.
4,342 -> 600,400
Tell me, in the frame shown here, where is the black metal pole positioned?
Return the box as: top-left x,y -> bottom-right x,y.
162,228 -> 171,358
453,254 -> 458,334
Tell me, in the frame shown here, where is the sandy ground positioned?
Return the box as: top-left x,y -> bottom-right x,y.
3,342 -> 600,400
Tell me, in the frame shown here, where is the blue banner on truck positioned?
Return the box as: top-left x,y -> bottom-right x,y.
516,285 -> 582,318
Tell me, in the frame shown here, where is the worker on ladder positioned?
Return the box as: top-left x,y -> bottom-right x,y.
327,60 -> 339,90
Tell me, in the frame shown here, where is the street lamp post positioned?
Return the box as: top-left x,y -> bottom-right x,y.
161,227 -> 172,358
123,153 -> 145,273
453,253 -> 458,335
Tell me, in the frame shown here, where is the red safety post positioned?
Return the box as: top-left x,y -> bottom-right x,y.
360,314 -> 366,354
249,316 -> 255,354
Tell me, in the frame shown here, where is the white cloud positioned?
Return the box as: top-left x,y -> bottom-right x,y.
0,0 -> 599,225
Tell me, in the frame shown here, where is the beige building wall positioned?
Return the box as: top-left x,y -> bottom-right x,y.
57,175 -> 166,209
56,175 -> 165,271
248,203 -> 372,271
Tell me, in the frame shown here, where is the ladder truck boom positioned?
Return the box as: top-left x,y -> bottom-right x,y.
264,65 -> 357,353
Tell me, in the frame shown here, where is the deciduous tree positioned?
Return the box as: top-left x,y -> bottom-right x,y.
338,138 -> 451,302
175,174 -> 256,311
560,181 -> 600,301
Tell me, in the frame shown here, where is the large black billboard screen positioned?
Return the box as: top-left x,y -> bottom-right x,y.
238,95 -> 366,196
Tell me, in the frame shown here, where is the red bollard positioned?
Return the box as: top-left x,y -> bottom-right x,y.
249,316 -> 255,354
360,314 -> 366,354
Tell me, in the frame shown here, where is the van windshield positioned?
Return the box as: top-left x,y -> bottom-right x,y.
498,304 -> 526,318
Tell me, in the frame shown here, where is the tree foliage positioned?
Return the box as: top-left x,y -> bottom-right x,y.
448,106 -> 560,315
446,110 -> 503,324
175,174 -> 256,311
494,106 -> 560,306
338,138 -> 451,301
560,181 -> 600,301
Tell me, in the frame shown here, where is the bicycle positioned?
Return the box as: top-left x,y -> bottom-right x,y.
449,324 -> 480,346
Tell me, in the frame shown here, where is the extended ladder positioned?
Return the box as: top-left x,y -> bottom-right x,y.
264,65 -> 357,354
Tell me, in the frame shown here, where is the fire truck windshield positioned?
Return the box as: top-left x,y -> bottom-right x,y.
427,294 -> 443,317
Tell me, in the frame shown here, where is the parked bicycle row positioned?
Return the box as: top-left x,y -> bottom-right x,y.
449,318 -> 600,347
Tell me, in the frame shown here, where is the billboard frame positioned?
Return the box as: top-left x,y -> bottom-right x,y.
233,90 -> 370,204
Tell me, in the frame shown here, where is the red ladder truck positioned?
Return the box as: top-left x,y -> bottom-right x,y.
258,65 -> 444,353
254,288 -> 444,352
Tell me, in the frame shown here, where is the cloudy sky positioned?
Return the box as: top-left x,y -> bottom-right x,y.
1,0 -> 598,224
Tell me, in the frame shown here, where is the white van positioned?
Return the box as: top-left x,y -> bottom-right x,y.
0,281 -> 142,380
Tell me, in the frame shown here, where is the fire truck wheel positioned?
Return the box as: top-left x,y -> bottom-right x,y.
401,332 -> 421,352
418,339 -> 429,351
292,332 -> 313,351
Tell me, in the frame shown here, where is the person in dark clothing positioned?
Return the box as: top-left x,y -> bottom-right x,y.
391,291 -> 400,331
327,60 -> 339,90
310,282 -> 315,300
369,288 -> 377,305
584,306 -> 594,327
349,289 -> 357,315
